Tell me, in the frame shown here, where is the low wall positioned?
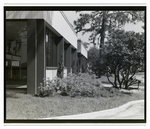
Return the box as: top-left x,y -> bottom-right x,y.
46,67 -> 67,80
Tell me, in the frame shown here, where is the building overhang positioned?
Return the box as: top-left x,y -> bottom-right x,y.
6,11 -> 78,49
77,40 -> 88,58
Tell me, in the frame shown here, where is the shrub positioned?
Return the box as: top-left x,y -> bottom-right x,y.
37,73 -> 121,98
38,78 -> 56,97
98,87 -> 121,97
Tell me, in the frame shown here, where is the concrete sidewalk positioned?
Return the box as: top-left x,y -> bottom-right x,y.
42,100 -> 144,119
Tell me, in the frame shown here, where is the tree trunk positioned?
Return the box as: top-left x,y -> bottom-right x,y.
98,11 -> 106,77
117,69 -> 122,89
106,73 -> 114,87
99,11 -> 106,57
114,71 -> 118,88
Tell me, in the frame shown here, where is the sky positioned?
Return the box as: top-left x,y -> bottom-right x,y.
64,11 -> 144,43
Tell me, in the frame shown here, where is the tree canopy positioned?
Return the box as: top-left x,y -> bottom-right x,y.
75,10 -> 145,89
88,29 -> 145,89
74,11 -> 144,50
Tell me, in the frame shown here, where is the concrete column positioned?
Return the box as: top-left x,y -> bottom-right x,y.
55,37 -> 64,67
37,19 -> 46,94
27,19 -> 46,94
27,19 -> 37,94
78,53 -> 82,72
19,60 -> 21,79
64,44 -> 71,73
52,39 -> 57,66
82,56 -> 87,72
10,59 -> 12,79
71,48 -> 77,74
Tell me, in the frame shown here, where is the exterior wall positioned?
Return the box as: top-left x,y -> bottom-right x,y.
77,40 -> 87,58
80,43 -> 87,58
77,40 -> 88,72
6,11 -> 77,49
6,11 -> 88,94
46,67 -> 67,80
52,12 -> 77,49
77,54 -> 87,73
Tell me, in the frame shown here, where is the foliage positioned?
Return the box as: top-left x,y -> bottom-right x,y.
71,60 -> 76,74
78,39 -> 90,49
88,47 -> 105,77
103,30 -> 145,89
74,11 -> 144,50
57,52 -> 64,78
37,73 -> 121,97
38,52 -> 65,97
88,47 -> 99,69
38,78 -> 56,97
59,73 -> 102,97
88,30 -> 144,89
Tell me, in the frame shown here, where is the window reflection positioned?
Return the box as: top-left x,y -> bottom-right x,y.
46,30 -> 54,67
6,21 -> 27,85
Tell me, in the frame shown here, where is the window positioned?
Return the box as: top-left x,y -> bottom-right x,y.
46,31 -> 53,67
6,20 -> 27,84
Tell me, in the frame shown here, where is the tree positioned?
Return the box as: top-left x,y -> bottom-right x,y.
57,52 -> 64,79
88,47 -> 101,76
74,11 -> 144,77
103,29 -> 145,89
74,11 -> 144,54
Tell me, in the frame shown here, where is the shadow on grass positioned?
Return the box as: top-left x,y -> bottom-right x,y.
6,88 -> 27,98
6,92 -> 19,99
120,91 -> 133,96
128,87 -> 139,90
6,88 -> 27,93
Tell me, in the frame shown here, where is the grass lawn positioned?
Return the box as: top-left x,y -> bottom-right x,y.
6,88 -> 144,119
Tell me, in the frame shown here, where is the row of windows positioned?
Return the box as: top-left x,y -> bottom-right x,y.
5,21 -> 79,69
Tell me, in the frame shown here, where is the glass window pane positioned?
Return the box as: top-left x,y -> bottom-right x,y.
6,21 -> 27,85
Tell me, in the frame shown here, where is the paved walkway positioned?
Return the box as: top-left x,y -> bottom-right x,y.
43,100 -> 144,119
